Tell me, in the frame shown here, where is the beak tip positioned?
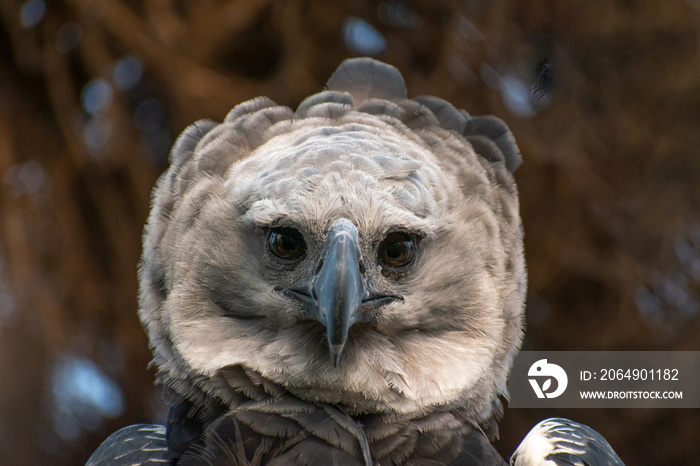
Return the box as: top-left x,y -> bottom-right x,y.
330,343 -> 344,367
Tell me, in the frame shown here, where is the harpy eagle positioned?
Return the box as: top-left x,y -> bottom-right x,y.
86,58 -> 623,465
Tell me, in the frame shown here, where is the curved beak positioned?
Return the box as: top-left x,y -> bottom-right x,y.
312,219 -> 365,367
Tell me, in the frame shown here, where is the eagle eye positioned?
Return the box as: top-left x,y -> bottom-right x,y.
268,227 -> 306,261
378,232 -> 416,269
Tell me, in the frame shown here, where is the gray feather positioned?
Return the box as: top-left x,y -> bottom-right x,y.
326,57 -> 407,103
464,115 -> 522,172
511,418 -> 625,466
85,424 -> 167,466
413,95 -> 468,133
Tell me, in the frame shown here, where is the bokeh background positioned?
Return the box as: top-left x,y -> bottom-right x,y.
1,0 -> 699,464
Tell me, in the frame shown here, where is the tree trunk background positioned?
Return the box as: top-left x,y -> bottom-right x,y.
1,1 -> 699,464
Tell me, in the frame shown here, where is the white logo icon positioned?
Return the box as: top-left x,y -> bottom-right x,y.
528,359 -> 568,398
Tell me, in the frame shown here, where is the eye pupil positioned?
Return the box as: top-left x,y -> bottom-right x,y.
386,242 -> 405,259
280,235 -> 297,251
378,232 -> 416,268
268,228 -> 306,261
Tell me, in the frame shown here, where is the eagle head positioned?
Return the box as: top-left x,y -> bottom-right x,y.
138,58 -> 525,442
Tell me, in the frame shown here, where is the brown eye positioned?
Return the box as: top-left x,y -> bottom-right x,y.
378,232 -> 416,269
268,228 -> 306,261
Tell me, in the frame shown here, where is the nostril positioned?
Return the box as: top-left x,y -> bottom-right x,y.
358,260 -> 366,274
315,259 -> 324,275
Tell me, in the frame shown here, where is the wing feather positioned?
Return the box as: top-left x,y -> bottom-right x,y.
85,424 -> 168,466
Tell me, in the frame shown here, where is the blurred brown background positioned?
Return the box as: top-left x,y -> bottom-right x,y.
1,0 -> 699,464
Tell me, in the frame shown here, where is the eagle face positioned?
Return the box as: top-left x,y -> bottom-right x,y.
139,58 -> 524,443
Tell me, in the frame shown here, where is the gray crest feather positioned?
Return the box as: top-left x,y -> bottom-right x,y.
464,115 -> 522,172
412,95 -> 468,133
168,119 -> 218,167
296,90 -> 354,117
326,57 -> 407,103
